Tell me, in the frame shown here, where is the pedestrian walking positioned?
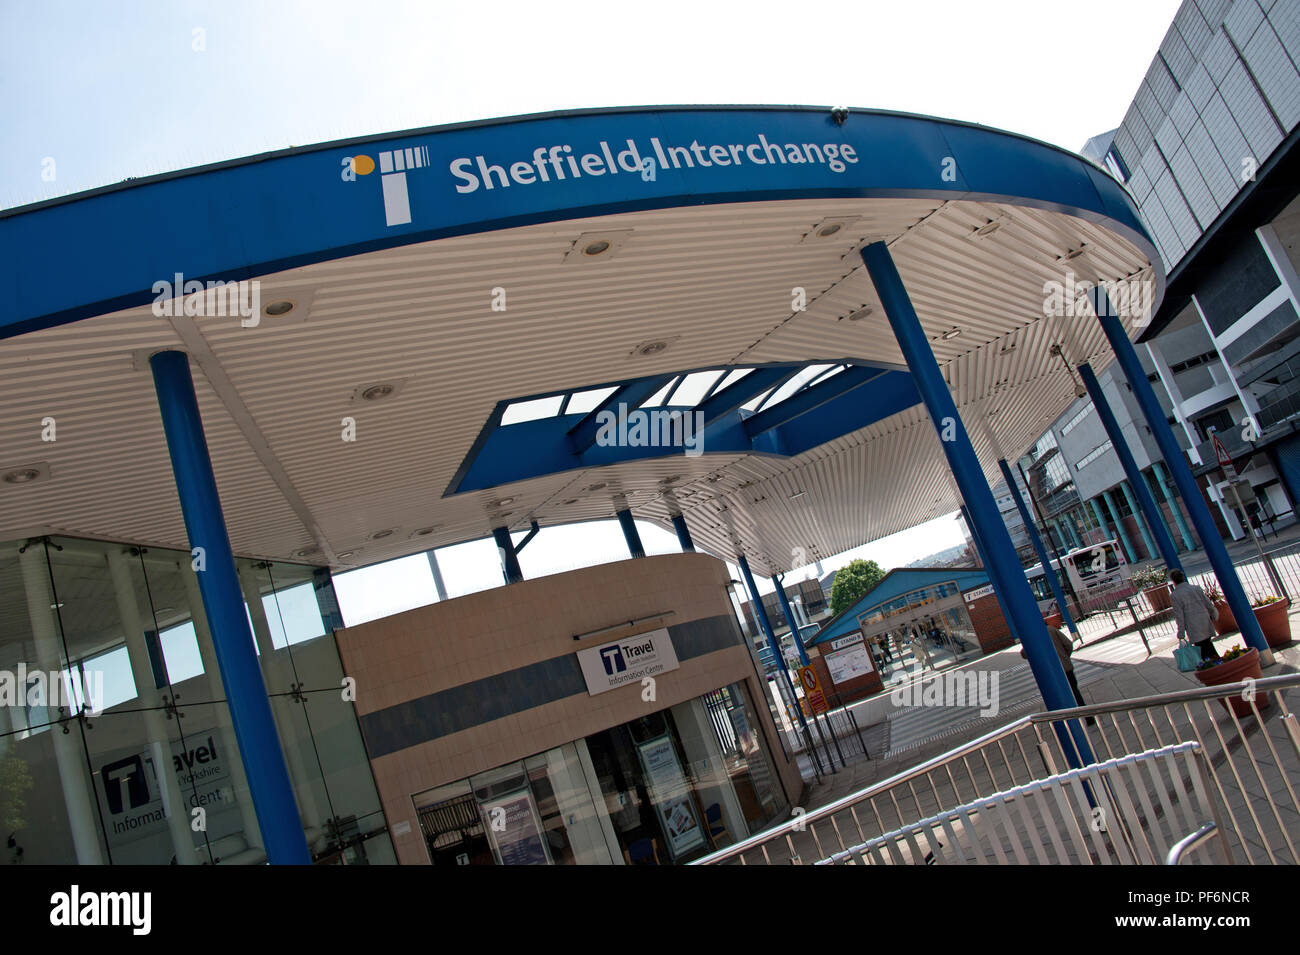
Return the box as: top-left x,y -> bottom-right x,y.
1168,569 -> 1220,663
908,627 -> 933,671
1021,626 -> 1093,724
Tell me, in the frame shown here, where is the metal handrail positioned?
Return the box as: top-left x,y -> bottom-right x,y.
815,742 -> 1203,866
1166,823 -> 1220,865
692,672 -> 1300,865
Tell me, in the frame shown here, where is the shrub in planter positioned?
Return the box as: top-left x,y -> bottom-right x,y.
1132,565 -> 1171,612
1194,645 -> 1268,719
1251,594 -> 1292,648
1203,583 -> 1237,635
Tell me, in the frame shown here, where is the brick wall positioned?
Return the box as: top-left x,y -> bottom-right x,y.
964,592 -> 1014,653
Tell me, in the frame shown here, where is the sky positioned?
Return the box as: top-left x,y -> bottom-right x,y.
0,0 -> 1185,625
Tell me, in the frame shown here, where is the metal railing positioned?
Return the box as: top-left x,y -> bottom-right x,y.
692,673 -> 1300,865
816,742 -> 1227,866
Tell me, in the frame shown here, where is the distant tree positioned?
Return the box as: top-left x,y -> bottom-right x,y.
829,559 -> 887,616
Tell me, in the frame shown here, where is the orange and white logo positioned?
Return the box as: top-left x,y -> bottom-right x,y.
341,145 -> 431,227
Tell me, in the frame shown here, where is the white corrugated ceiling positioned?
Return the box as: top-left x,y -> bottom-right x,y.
0,195 -> 1156,576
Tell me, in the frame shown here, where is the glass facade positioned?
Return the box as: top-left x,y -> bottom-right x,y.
0,535 -> 391,865
411,682 -> 786,865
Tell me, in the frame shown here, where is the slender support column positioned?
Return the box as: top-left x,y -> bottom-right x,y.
1078,362 -> 1181,571
179,565 -> 265,851
616,508 -> 646,559
492,526 -> 524,584
1153,461 -> 1195,550
1000,459 -> 1077,636
1089,497 -> 1114,544
238,566 -> 323,833
149,350 -> 310,865
425,550 -> 448,601
862,243 -> 1086,757
671,513 -> 695,553
960,504 -> 1021,643
738,556 -> 809,737
107,550 -> 196,864
1101,489 -> 1137,562
1020,460 -> 1083,611
773,575 -> 811,666
1120,480 -> 1157,560
1149,342 -> 1240,535
1092,289 -> 1269,657
19,545 -> 104,864
311,567 -> 345,631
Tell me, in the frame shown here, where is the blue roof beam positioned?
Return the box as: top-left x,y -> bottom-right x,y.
742,365 -> 888,438
694,365 -> 799,428
565,375 -> 674,455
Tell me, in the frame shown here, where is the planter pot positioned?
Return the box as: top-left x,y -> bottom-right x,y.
1212,600 -> 1237,636
1253,600 -> 1292,648
1143,585 -> 1172,613
1043,612 -> 1063,628
1194,647 -> 1269,719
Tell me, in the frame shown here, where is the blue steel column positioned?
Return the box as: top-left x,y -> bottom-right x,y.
773,575 -> 811,666
1101,489 -> 1137,561
999,459 -> 1077,636
492,526 -> 524,583
738,556 -> 810,735
960,504 -> 1021,643
1153,461 -> 1196,550
616,508 -> 646,558
1089,498 -> 1115,546
861,243 -> 1086,754
1120,481 -> 1157,559
671,513 -> 695,552
1091,290 -> 1269,655
1078,363 -> 1181,571
148,350 -> 310,865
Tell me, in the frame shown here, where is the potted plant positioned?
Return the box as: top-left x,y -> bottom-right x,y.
1194,645 -> 1269,718
1132,565 -> 1171,612
1251,594 -> 1292,647
1203,583 -> 1237,635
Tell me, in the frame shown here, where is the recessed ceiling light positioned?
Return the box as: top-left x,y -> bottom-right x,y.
293,546 -> 321,558
583,240 -> 611,256
942,328 -> 962,340
562,498 -> 579,506
1062,246 -> 1086,260
49,602 -> 64,610
636,341 -> 669,357
972,220 -> 1001,238
361,383 -> 396,401
3,467 -> 42,484
337,551 -> 355,559
846,306 -> 874,322
587,482 -> 608,492
816,223 -> 842,238
412,526 -> 439,537
264,300 -> 295,316
494,497 -> 515,507
790,490 -> 805,500
369,528 -> 395,540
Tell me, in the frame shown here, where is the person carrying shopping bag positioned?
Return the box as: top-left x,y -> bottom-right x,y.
1169,569 -> 1220,664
